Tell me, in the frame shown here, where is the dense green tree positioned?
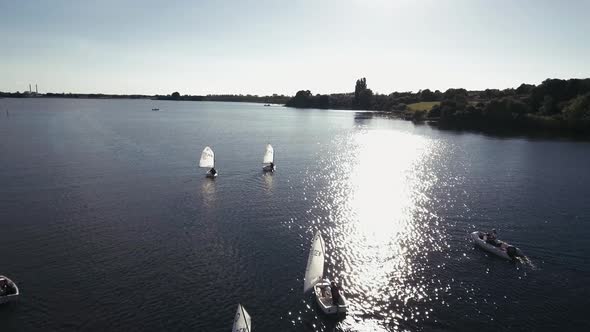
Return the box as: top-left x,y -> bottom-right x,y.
420,89 -> 437,101
563,92 -> 590,125
354,78 -> 367,104
353,77 -> 373,109
540,95 -> 557,115
516,83 -> 535,95
285,90 -> 313,108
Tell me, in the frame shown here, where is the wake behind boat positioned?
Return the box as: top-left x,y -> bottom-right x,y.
199,146 -> 218,178
0,276 -> 19,304
232,303 -> 251,332
303,232 -> 348,315
471,231 -> 523,260
262,144 -> 275,172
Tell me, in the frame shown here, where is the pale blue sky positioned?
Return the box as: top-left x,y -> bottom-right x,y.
1,0 -> 589,95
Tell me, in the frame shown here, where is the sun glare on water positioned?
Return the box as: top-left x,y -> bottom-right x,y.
299,126 -> 445,331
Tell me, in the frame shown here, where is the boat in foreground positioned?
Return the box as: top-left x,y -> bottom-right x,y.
471,231 -> 523,260
0,276 -> 19,304
199,146 -> 218,178
303,232 -> 348,315
262,144 -> 275,172
232,303 -> 251,332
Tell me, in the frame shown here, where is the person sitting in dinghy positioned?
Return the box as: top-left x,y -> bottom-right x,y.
209,167 -> 217,176
485,229 -> 498,245
270,162 -> 274,170
330,281 -> 341,305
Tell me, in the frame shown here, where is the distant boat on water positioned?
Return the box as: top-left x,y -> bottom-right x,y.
152,108 -> 160,111
264,104 -> 271,106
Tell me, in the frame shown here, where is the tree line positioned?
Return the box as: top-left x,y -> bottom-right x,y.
285,77 -> 590,134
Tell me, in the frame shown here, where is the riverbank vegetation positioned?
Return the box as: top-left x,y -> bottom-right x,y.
286,78 -> 590,134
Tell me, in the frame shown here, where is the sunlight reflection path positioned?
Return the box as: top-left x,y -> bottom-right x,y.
299,128 -> 446,331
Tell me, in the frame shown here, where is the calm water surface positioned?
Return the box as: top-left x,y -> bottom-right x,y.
0,99 -> 589,331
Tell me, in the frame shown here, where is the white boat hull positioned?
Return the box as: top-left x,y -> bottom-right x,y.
0,276 -> 19,304
206,171 -> 218,178
313,280 -> 348,315
471,231 -> 522,260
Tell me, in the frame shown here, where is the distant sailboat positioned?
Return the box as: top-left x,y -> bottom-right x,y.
303,232 -> 348,315
199,146 -> 218,178
232,304 -> 251,332
262,144 -> 275,172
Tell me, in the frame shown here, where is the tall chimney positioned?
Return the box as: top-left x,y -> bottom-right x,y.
29,84 -> 32,93
36,84 -> 38,93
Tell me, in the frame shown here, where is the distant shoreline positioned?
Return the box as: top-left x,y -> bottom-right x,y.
0,92 -> 291,105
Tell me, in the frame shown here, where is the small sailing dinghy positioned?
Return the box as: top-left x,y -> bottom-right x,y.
0,275 -> 19,304
303,232 -> 348,315
471,231 -> 523,260
199,146 -> 218,178
262,144 -> 275,172
232,303 -> 251,332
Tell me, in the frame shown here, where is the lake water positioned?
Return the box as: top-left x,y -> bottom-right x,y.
0,98 -> 589,331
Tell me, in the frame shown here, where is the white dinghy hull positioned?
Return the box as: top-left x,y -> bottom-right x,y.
313,280 -> 348,315
471,231 -> 522,260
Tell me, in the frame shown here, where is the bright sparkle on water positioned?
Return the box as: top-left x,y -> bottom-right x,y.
298,127 -> 446,331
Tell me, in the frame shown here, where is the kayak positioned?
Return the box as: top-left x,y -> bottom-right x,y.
471,231 -> 523,260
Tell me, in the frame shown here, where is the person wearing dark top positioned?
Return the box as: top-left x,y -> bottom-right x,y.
209,168 -> 217,176
486,229 -> 498,245
330,281 -> 341,305
269,162 -> 274,170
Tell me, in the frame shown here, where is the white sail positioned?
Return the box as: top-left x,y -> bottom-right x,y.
262,144 -> 274,164
199,146 -> 215,168
232,304 -> 251,332
303,231 -> 325,293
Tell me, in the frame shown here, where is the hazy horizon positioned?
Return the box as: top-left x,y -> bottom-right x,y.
1,0 -> 589,96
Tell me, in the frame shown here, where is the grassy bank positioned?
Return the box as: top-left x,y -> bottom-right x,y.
407,101 -> 440,112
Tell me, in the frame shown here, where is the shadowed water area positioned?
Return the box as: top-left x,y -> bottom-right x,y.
0,99 -> 589,331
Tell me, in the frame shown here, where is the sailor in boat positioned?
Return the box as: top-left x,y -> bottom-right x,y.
484,229 -> 498,245
269,162 -> 274,170
330,281 -> 341,305
209,167 -> 217,176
